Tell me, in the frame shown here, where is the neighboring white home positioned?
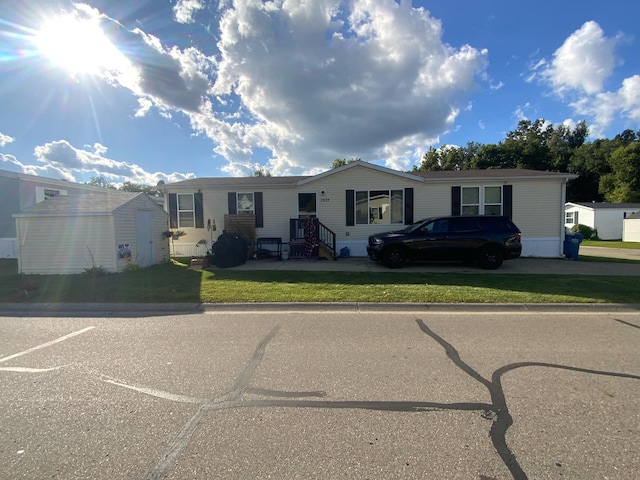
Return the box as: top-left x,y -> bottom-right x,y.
13,192 -> 169,274
623,212 -> 640,242
160,161 -> 577,259
0,168 -> 109,259
564,202 -> 640,240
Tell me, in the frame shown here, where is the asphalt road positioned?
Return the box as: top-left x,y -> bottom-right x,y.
1,310 -> 639,480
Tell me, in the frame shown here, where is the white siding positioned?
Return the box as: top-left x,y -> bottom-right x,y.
16,194 -> 168,274
168,188 -> 228,255
165,166 -> 570,258
113,195 -> 170,269
623,218 -> 640,242
302,166 -> 424,246
16,215 -> 116,274
594,210 -> 628,240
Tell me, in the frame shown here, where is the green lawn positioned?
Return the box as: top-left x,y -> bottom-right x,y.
582,240 -> 640,249
1,258 -> 639,305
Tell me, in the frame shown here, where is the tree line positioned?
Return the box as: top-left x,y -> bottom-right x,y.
412,120 -> 640,203
86,175 -> 164,197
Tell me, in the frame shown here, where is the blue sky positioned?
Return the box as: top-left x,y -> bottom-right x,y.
1,0 -> 639,186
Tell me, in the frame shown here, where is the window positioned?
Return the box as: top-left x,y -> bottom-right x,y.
44,189 -> 60,200
177,194 -> 195,227
354,189 -> 403,225
461,186 -> 503,215
347,188 -> 413,226
35,186 -> 67,203
237,192 -> 254,214
484,186 -> 502,215
565,211 -> 578,225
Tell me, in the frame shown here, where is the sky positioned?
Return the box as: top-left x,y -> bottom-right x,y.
0,0 -> 639,186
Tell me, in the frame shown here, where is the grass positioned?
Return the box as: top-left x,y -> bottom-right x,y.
582,240 -> 640,249
1,258 -> 639,305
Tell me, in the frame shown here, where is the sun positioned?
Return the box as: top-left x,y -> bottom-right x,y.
34,12 -> 127,77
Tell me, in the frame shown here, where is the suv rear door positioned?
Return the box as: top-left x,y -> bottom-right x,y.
446,217 -> 484,260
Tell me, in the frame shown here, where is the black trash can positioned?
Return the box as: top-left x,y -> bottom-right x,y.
563,233 -> 583,260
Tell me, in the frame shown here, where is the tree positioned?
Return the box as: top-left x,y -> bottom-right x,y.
86,175 -> 116,189
599,142 -> 640,202
566,139 -> 614,202
119,181 -> 162,197
253,168 -> 271,177
331,158 -> 360,169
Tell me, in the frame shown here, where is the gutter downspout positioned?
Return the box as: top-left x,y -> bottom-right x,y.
560,178 -> 568,257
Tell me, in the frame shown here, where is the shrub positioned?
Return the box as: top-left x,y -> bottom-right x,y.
571,224 -> 598,240
83,265 -> 109,277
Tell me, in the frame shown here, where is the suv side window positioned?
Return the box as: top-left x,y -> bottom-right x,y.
423,218 -> 449,234
450,217 -> 481,233
479,216 -> 515,232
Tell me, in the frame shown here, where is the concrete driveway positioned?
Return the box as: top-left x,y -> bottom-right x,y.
215,252 -> 640,276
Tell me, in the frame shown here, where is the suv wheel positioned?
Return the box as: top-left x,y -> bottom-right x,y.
477,245 -> 504,269
383,246 -> 406,268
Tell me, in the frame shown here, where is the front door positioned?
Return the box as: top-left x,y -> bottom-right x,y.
136,210 -> 154,266
298,192 -> 317,218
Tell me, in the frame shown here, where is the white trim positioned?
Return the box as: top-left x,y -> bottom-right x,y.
297,160 -> 424,186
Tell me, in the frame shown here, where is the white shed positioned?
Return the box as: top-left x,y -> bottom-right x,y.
564,202 -> 640,240
623,212 -> 640,242
14,192 -> 169,274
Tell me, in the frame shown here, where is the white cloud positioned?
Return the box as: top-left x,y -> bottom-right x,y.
0,153 -> 23,171
531,21 -> 640,137
571,75 -> 640,137
204,0 -> 488,173
541,21 -> 619,96
0,132 -> 15,147
173,0 -> 205,24
31,140 -> 195,184
89,0 -> 487,175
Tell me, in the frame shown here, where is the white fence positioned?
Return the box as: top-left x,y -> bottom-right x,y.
169,242 -> 210,258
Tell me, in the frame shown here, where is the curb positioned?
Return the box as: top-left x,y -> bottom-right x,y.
1,302 -> 639,315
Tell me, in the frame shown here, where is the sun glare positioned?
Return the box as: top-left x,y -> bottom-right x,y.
35,13 -> 127,76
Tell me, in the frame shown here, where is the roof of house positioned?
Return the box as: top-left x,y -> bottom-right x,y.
566,202 -> 640,210
0,168 -> 110,193
13,192 -> 165,217
160,162 -> 577,189
626,212 -> 640,219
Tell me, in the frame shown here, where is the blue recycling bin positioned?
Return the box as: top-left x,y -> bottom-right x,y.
563,233 -> 583,260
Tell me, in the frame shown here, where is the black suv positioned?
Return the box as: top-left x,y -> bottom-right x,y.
366,215 -> 522,269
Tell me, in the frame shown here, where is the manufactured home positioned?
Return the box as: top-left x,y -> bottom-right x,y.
160,162 -> 576,259
565,202 -> 640,240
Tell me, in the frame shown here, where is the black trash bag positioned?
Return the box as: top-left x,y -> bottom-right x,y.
212,232 -> 248,268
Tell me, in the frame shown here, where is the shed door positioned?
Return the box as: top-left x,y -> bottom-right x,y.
136,210 -> 154,267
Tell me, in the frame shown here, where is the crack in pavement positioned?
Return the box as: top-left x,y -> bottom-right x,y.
98,319 -> 640,480
416,318 -> 640,480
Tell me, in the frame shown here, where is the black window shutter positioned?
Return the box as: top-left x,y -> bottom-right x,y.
168,193 -> 178,228
227,192 -> 237,214
346,190 -> 354,226
404,188 -> 414,225
451,186 -> 461,216
194,192 -> 204,228
503,185 -> 513,219
254,192 -> 263,228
